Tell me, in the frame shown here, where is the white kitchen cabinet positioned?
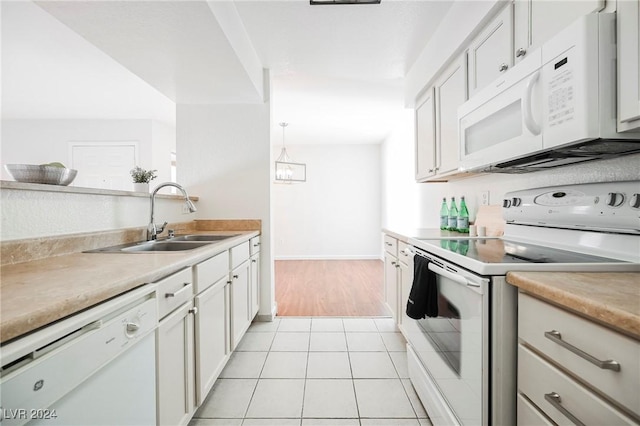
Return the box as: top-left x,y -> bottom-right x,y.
513,0 -> 605,64
435,54 -> 467,176
249,236 -> 261,318
157,301 -> 196,426
230,241 -> 252,350
467,3 -> 513,97
194,277 -> 229,405
517,292 -> 639,424
383,234 -> 399,321
414,54 -> 467,182
384,251 -> 399,322
415,88 -> 436,180
397,242 -> 413,328
617,0 -> 640,132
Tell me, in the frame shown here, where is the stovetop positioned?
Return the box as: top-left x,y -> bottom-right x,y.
409,236 -> 638,275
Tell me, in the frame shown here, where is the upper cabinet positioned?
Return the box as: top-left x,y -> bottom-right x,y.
415,88 -> 436,180
415,55 -> 467,182
468,3 -> 514,98
513,0 -> 605,64
617,0 -> 640,132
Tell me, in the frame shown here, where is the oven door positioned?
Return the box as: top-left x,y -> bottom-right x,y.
405,251 -> 489,426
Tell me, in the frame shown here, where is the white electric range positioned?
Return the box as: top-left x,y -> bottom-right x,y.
403,181 -> 640,426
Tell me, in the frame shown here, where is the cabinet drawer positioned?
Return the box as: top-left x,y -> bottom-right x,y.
383,235 -> 398,257
397,241 -> 413,265
250,236 -> 261,256
157,268 -> 193,319
517,393 -> 554,426
518,345 -> 637,425
194,251 -> 229,294
231,242 -> 250,270
519,293 -> 640,415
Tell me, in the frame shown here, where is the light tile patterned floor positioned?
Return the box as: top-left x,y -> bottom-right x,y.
190,317 -> 433,426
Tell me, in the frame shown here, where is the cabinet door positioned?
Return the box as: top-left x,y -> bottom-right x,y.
384,252 -> 399,322
194,278 -> 229,405
435,55 -> 467,175
514,0 -> 604,64
398,248 -> 413,328
250,253 -> 260,319
617,0 -> 640,131
415,87 -> 436,181
230,260 -> 251,350
468,3 -> 513,97
157,302 -> 195,426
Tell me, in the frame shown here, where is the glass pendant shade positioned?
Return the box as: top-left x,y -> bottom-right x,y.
275,123 -> 306,183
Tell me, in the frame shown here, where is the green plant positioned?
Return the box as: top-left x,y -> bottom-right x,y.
130,166 -> 158,183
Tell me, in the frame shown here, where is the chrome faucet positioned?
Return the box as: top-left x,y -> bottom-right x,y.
147,182 -> 197,240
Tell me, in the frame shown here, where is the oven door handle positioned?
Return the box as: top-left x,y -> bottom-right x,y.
428,263 -> 485,288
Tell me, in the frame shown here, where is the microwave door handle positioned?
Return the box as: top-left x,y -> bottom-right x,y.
523,70 -> 541,135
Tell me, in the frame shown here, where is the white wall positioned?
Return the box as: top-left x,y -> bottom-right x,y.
1,119 -> 174,187
176,102 -> 274,318
273,144 -> 381,260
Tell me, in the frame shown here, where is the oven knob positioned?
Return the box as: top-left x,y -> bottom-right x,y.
503,199 -> 511,208
606,192 -> 625,207
630,193 -> 640,209
512,197 -> 522,207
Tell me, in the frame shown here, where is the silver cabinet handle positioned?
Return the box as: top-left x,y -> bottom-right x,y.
385,242 -> 392,246
189,307 -> 198,315
544,392 -> 585,426
233,274 -> 239,279
499,63 -> 508,72
544,330 -> 620,371
165,283 -> 191,299
253,242 -> 261,247
516,47 -> 527,57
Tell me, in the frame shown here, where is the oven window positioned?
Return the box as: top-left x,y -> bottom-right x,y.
417,293 -> 461,374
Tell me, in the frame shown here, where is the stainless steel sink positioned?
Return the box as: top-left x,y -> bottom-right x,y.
121,241 -> 212,252
170,234 -> 238,242
85,240 -> 212,253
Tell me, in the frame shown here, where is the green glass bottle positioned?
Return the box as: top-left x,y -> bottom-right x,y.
439,197 -> 449,230
448,197 -> 458,231
457,196 -> 470,233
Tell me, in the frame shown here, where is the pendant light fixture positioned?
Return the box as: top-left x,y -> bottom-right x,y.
275,122 -> 306,183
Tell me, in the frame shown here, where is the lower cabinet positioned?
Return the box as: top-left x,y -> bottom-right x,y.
517,292 -> 639,424
397,243 -> 413,328
155,235 -> 261,426
250,252 -> 261,319
231,259 -> 251,350
194,277 -> 229,405
384,250 -> 399,322
156,301 -> 196,426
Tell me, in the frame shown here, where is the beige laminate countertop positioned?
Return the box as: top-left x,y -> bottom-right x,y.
0,231 -> 258,344
507,271 -> 640,340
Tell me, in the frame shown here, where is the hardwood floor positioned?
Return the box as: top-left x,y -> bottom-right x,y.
275,259 -> 388,317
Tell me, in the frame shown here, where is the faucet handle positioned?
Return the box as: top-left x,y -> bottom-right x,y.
157,221 -> 168,234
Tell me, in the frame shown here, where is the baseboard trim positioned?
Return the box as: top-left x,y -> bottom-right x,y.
274,255 -> 382,260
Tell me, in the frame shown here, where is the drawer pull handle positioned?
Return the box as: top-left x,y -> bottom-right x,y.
544,392 -> 585,426
544,330 -> 620,372
385,242 -> 392,246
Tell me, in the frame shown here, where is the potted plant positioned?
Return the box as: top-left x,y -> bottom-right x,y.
130,166 -> 157,192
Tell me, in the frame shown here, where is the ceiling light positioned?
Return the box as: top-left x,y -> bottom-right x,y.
275,123 -> 306,184
310,0 -> 381,5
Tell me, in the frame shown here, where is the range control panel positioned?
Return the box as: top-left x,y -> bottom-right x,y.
503,181 -> 640,234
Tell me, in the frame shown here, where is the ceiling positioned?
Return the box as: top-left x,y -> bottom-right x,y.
3,0 -> 455,145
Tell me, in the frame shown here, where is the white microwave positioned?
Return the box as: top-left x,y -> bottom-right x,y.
458,13 -> 640,173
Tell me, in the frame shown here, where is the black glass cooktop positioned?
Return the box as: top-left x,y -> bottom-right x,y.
416,238 -> 626,264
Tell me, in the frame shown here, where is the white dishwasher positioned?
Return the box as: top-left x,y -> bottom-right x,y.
1,285 -> 158,426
